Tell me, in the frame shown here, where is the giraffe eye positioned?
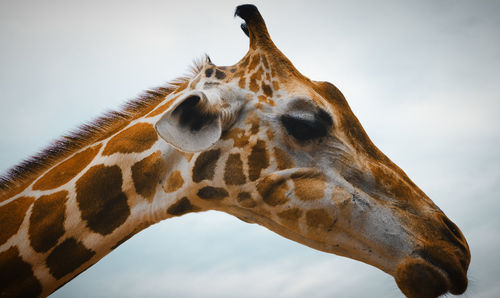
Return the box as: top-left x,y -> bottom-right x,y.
280,113 -> 330,141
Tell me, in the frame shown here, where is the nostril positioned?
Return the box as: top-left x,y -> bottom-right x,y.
442,215 -> 462,241
440,214 -> 470,262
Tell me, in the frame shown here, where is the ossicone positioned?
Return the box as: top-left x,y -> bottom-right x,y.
234,4 -> 275,50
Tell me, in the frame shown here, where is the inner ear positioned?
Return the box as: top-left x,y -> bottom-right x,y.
174,95 -> 217,132
155,92 -> 222,152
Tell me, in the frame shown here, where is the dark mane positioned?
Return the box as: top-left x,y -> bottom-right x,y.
0,60 -> 204,197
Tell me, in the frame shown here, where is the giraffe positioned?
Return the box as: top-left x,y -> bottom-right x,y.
0,4 -> 470,298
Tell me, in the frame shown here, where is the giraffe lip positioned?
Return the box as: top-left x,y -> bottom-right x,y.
395,254 -> 468,297
418,250 -> 469,295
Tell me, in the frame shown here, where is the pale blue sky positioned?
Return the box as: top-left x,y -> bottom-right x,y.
1,0 -> 499,297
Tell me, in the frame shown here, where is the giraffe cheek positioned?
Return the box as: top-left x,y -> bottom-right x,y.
192,149 -> 221,183
237,192 -> 257,208
305,209 -> 335,231
224,153 -> 247,185
273,147 -> 294,170
248,140 -> 269,182
256,174 -> 290,207
164,170 -> 184,193
277,208 -> 302,229
293,178 -> 326,201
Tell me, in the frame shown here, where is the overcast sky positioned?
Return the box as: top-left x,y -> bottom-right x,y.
1,0 -> 499,297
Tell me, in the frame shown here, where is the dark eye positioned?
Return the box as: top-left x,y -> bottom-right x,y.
280,113 -> 329,141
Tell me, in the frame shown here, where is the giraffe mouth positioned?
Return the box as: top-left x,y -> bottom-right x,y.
395,250 -> 469,297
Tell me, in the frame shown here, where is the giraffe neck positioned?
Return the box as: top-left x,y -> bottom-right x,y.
0,93 -> 202,297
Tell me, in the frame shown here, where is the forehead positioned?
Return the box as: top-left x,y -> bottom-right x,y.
201,53 -> 330,105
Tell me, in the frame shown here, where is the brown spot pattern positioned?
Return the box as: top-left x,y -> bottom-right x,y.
278,208 -> 302,221
0,196 -> 34,246
249,55 -> 260,72
222,128 -> 250,148
205,68 -> 214,77
164,170 -> 184,193
248,140 -> 269,181
167,197 -> 198,216
197,187 -> 228,200
32,144 -> 102,191
266,73 -> 271,82
251,66 -> 264,81
258,95 -> 275,106
192,149 -> 220,183
29,191 -> 68,253
274,147 -> 294,170
0,247 -> 42,298
224,154 -> 246,185
306,209 -> 334,229
262,82 -> 273,97
237,192 -> 256,208
293,177 -> 326,201
240,55 -> 250,68
249,78 -> 259,92
272,80 -> 280,91
76,164 -> 130,235
215,69 -> 226,79
251,122 -> 260,135
262,55 -> 269,69
102,123 -> 157,155
46,238 -> 95,279
257,174 -> 289,206
245,113 -> 260,135
238,76 -> 246,88
132,151 -> 165,201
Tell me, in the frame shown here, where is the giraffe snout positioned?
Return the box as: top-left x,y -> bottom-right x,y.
395,213 -> 470,297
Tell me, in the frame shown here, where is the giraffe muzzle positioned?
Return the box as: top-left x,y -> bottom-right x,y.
395,214 -> 470,297
395,250 -> 469,297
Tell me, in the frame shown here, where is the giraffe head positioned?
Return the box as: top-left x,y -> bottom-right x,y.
153,5 -> 470,297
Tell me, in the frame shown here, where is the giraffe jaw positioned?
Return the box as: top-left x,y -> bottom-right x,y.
222,195 -> 409,277
228,203 -> 468,298
221,165 -> 470,297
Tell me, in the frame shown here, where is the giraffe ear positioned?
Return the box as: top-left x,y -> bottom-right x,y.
154,91 -> 222,152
